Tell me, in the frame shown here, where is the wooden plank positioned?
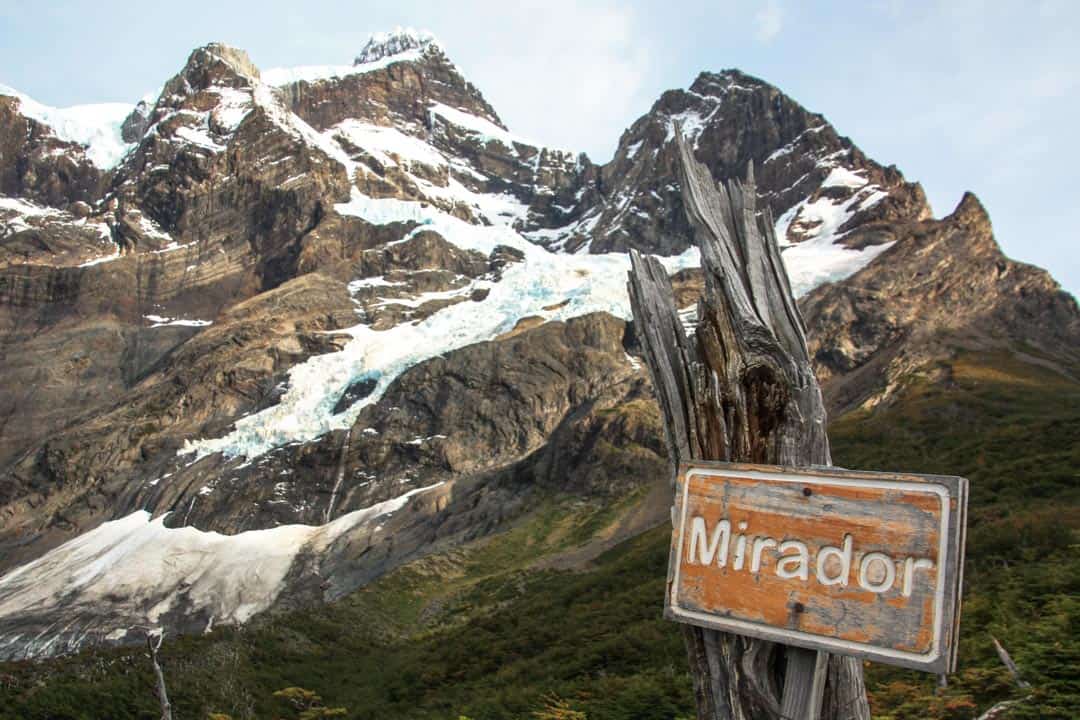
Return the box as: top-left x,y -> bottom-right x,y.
665,461 -> 967,674
780,648 -> 829,720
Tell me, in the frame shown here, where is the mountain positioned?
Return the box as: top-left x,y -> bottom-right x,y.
802,192 -> 1080,413
549,68 -> 929,267
0,28 -> 1076,672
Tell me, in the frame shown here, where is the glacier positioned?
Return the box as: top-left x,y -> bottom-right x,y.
175,61 -> 891,463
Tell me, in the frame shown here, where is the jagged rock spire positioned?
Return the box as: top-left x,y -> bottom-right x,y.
354,27 -> 439,65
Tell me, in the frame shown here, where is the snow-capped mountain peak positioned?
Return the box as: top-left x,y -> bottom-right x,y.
9,39 -> 1071,667
354,26 -> 439,65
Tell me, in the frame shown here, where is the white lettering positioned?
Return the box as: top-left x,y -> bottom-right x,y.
751,537 -> 778,572
688,517 -> 731,566
858,552 -> 897,593
733,522 -> 749,570
815,535 -> 853,586
776,540 -> 809,580
683,517 -> 934,598
902,557 -> 935,597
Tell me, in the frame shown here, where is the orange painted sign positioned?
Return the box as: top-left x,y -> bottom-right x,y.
666,462 -> 967,673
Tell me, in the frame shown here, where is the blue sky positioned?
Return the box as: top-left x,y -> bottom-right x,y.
2,1 -> 1077,295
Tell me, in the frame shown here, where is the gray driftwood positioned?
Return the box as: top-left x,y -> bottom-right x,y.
146,630 -> 173,720
626,126 -> 870,720
971,635 -> 1033,719
990,635 -> 1030,690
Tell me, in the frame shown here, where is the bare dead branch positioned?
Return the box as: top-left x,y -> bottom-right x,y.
145,630 -> 173,720
991,635 -> 1030,689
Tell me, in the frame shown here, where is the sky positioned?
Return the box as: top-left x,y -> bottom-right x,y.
1,0 -> 1077,295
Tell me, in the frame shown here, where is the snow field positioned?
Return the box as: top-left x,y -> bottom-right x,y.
0,483 -> 444,656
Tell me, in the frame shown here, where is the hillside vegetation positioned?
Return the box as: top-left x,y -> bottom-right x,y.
0,351 -> 1076,719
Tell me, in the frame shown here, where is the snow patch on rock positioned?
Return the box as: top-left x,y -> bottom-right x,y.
332,120 -> 447,170
144,315 -> 213,328
777,186 -> 893,296
429,101 -> 524,148
0,195 -> 63,236
0,84 -> 135,169
0,483 -> 442,659
263,30 -> 435,88
821,166 -> 868,190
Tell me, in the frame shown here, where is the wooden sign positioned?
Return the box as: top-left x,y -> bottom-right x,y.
666,462 -> 967,673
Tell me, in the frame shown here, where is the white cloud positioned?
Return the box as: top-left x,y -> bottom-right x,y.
754,0 -> 784,43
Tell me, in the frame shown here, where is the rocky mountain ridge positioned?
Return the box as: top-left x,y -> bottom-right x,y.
0,30 -> 1076,660
550,69 -> 930,265
802,192 -> 1080,413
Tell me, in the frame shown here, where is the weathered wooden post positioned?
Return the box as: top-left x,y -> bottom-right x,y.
627,128 -> 869,720
145,630 -> 173,720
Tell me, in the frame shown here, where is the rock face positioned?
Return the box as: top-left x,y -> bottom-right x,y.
0,30 -> 1076,660
0,272 -> 358,569
801,193 -> 1080,414
0,312 -> 662,656
270,39 -> 586,230
354,27 -> 438,64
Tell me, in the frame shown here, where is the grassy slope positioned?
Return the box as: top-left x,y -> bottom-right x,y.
829,352 -> 1080,720
1,351 -> 1077,720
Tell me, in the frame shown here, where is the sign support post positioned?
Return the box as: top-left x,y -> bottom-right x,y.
627,126 -> 863,720
629,127 -> 965,719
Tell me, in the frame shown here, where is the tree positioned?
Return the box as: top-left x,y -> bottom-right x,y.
272,686 -> 348,719
532,692 -> 588,720
626,127 -> 871,719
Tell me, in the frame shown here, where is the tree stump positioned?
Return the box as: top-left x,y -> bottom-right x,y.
627,127 -> 871,720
